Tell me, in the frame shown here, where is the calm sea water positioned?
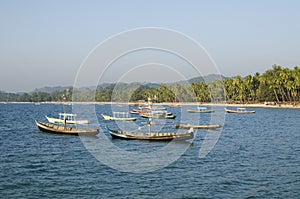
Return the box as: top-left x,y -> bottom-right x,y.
0,103 -> 299,198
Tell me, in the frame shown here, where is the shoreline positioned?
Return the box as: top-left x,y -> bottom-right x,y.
162,102 -> 300,109
1,101 -> 299,109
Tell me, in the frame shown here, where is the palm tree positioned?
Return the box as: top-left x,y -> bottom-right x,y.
291,66 -> 300,101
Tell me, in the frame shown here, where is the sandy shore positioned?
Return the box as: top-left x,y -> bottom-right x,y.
1,101 -> 299,109
162,102 -> 300,109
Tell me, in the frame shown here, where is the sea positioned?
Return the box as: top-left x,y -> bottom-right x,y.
0,103 -> 299,198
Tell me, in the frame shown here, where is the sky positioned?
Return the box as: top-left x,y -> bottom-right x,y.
0,0 -> 299,92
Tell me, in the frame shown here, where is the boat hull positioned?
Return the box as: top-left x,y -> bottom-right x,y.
225,108 -> 255,114
140,113 -> 176,119
108,128 -> 194,141
175,124 -> 221,129
101,114 -> 137,121
35,120 -> 99,136
187,109 -> 215,113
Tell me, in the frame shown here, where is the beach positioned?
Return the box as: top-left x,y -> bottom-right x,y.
1,101 -> 299,109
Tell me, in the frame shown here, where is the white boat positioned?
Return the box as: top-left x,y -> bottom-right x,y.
225,107 -> 255,114
46,113 -> 89,124
187,107 -> 215,113
101,112 -> 137,121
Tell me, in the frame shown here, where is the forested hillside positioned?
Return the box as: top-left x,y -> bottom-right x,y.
1,65 -> 299,103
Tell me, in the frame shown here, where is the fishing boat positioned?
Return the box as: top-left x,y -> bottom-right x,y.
187,107 -> 215,113
107,127 -> 194,141
150,105 -> 166,110
46,113 -> 89,124
175,124 -> 222,129
35,120 -> 99,136
225,107 -> 256,114
129,109 -> 140,114
138,97 -> 166,110
130,108 -> 152,115
138,100 -> 166,110
101,112 -> 137,121
140,111 -> 176,119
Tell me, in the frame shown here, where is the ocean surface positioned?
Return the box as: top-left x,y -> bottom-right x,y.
0,103 -> 299,198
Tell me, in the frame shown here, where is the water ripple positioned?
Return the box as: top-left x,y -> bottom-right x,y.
0,104 -> 299,198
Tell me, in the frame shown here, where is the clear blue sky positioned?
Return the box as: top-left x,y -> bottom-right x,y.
0,0 -> 299,92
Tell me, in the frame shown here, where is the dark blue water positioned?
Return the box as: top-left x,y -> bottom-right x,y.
0,103 -> 299,198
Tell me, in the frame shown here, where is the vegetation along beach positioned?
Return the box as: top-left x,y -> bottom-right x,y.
1,65 -> 299,107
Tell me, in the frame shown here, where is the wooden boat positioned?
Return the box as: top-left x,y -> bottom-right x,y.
101,113 -> 137,121
35,120 -> 99,136
175,124 -> 222,129
187,107 -> 215,113
107,127 -> 194,141
140,111 -> 176,119
225,107 -> 255,114
46,113 -> 89,124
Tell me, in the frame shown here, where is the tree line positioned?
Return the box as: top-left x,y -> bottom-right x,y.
1,65 -> 299,103
223,65 -> 300,103
0,89 -> 73,103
